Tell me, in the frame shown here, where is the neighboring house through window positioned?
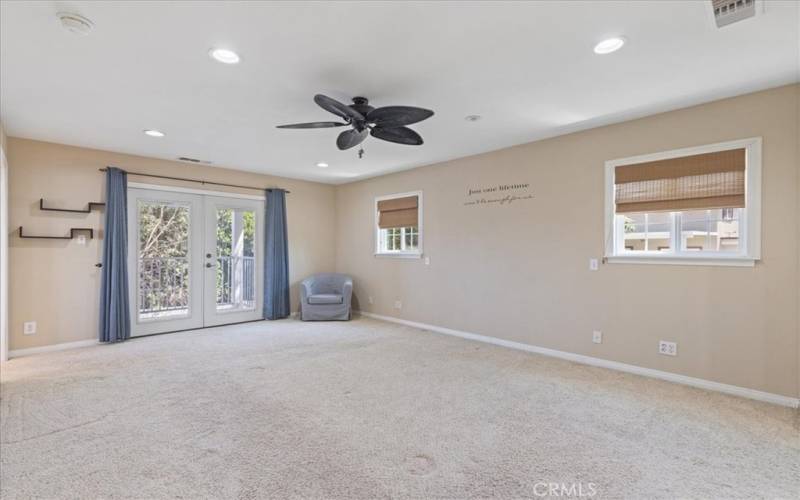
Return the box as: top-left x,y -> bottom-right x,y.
375,191 -> 422,257
604,138 -> 761,266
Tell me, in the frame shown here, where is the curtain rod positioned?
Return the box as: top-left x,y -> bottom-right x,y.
98,168 -> 290,193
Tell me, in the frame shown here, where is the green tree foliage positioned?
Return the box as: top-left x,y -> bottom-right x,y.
137,202 -> 190,313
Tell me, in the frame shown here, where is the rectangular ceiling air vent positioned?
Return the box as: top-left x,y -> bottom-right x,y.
712,0 -> 756,28
177,156 -> 211,164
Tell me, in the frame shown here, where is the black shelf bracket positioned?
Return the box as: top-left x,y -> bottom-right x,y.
39,198 -> 105,213
18,227 -> 94,240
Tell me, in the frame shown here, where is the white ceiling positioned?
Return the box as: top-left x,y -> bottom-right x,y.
1,1 -> 798,184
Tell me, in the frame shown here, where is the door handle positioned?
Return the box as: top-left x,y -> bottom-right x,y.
206,253 -> 213,258
206,263 -> 213,268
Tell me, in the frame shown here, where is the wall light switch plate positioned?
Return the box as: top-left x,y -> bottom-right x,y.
424,256 -> 431,265
368,296 -> 374,305
23,321 -> 37,335
77,234 -> 87,246
659,340 -> 677,356
592,330 -> 602,344
394,300 -> 402,310
589,258 -> 599,271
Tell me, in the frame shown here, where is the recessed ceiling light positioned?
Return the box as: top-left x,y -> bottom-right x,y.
593,37 -> 626,55
143,129 -> 165,138
209,48 -> 240,64
465,115 -> 482,122
316,162 -> 329,168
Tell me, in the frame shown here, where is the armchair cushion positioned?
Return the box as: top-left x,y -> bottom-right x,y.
307,294 -> 344,305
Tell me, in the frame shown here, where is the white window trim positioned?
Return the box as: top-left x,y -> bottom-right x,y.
604,137 -> 761,267
374,190 -> 423,259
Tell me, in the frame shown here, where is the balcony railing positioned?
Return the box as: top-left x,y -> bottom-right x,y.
216,255 -> 256,310
139,256 -> 189,319
138,255 -> 256,319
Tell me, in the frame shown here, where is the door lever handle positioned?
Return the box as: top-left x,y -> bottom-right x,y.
206,263 -> 213,268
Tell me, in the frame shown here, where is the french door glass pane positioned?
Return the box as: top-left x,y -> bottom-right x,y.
216,208 -> 256,312
137,201 -> 190,320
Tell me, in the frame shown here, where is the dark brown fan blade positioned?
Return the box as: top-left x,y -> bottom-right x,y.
366,106 -> 434,127
336,128 -> 368,150
276,121 -> 348,129
314,94 -> 364,121
370,126 -> 423,146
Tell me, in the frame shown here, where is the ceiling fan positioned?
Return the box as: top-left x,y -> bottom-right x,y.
277,94 -> 434,152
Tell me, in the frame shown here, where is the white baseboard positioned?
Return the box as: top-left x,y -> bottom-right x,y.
358,311 -> 800,409
8,339 -> 99,359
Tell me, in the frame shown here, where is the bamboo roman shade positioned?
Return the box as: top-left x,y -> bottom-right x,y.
377,195 -> 419,229
614,148 -> 745,213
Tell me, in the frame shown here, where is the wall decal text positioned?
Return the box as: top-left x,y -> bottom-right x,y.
464,183 -> 533,206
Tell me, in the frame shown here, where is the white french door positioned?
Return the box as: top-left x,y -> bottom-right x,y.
127,188 -> 264,337
202,195 -> 264,327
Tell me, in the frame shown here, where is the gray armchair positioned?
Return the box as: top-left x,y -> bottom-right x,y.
300,273 -> 353,321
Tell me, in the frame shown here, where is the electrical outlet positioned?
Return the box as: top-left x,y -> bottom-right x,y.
659,340 -> 677,356
592,330 -> 602,344
394,300 -> 402,310
23,321 -> 37,335
589,258 -> 599,271
368,296 -> 374,305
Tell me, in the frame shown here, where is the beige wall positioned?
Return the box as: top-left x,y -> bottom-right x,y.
335,84 -> 800,398
7,138 -> 336,350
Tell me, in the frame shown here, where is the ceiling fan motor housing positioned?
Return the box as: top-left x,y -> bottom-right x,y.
350,97 -> 374,121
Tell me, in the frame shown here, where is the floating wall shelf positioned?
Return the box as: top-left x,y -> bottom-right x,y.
39,198 -> 105,213
18,227 -> 94,240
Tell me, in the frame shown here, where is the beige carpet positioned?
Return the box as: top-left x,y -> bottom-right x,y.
1,317 -> 798,499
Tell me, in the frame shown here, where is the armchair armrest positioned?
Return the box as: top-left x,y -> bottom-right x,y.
342,279 -> 353,306
300,280 -> 313,304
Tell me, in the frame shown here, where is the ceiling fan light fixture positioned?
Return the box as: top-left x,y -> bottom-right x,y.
209,48 -> 241,64
594,37 -> 626,54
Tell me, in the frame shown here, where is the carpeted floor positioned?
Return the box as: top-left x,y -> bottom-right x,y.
1,317 -> 798,499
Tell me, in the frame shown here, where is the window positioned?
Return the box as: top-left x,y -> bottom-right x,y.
605,138 -> 761,266
375,191 -> 422,257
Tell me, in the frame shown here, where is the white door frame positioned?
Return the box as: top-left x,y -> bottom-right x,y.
203,196 -> 264,327
127,185 -> 264,336
128,188 -> 205,336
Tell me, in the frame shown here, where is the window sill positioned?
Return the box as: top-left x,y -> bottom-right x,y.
604,255 -> 756,267
374,252 -> 422,259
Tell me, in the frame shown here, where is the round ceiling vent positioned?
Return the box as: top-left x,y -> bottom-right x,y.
56,12 -> 94,36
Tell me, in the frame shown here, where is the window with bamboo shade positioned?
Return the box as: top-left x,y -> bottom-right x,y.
604,138 -> 761,265
377,195 -> 419,229
614,148 -> 745,214
375,192 -> 423,256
